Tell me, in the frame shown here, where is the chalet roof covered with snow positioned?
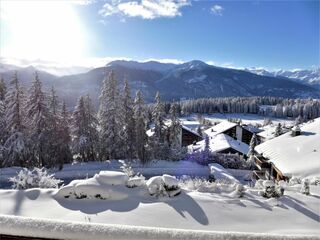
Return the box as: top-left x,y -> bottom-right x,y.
146,123 -> 201,138
189,133 -> 249,155
204,121 -> 237,137
257,125 -> 277,140
181,125 -> 201,137
255,118 -> 320,178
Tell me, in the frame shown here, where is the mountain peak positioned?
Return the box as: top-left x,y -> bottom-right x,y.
106,60 -> 177,72
178,60 -> 208,70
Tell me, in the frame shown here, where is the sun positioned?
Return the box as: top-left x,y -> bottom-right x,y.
1,0 -> 87,63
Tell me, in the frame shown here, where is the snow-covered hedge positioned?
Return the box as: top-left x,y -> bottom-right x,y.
178,176 -> 217,193
9,167 -> 62,189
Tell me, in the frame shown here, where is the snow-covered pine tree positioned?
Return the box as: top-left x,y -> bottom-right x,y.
98,70 -> 122,160
47,87 -> 72,168
72,96 -> 88,161
0,77 -> 6,101
247,133 -> 257,157
133,91 -> 148,164
84,94 -> 99,161
0,77 -> 7,145
4,72 -> 30,167
27,72 -> 51,167
152,92 -> 166,142
71,95 -> 98,161
57,101 -> 72,168
47,86 -> 61,166
151,92 -> 167,159
196,126 -> 202,137
168,102 -> 181,149
247,133 -> 257,169
120,80 -> 135,159
274,123 -> 282,137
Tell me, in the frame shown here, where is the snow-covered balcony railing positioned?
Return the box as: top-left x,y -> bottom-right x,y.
254,155 -> 270,170
0,215 -> 315,240
252,170 -> 267,180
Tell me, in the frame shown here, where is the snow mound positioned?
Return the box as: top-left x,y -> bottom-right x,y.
146,176 -> 165,196
162,174 -> 179,188
208,163 -> 239,183
95,171 -> 129,185
146,175 -> 181,197
55,171 -> 129,200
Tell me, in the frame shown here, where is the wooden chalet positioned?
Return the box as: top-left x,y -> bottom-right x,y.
204,121 -> 261,145
181,125 -> 202,146
146,124 -> 202,148
254,118 -> 320,182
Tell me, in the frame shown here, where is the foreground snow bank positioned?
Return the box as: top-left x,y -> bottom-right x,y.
0,215 -> 315,240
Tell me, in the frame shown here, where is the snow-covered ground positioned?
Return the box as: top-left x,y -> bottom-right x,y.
0,179 -> 319,238
180,113 -> 295,129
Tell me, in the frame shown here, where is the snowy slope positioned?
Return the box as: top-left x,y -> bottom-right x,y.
255,118 -> 320,178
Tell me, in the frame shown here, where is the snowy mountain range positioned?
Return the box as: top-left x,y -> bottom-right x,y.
246,67 -> 320,88
0,60 -> 319,106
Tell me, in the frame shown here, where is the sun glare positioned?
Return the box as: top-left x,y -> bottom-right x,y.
1,0 -> 87,62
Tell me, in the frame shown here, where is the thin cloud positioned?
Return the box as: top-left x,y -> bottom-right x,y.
211,4 -> 224,16
99,0 -> 191,20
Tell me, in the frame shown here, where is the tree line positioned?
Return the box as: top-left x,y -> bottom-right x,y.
0,71 -> 183,169
157,96 -> 320,120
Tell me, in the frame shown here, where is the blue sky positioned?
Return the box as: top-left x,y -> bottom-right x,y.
1,0 -> 319,70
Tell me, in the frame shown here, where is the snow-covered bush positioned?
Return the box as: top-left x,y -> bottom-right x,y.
310,176 -> 320,185
119,160 -> 135,177
300,179 -> 310,195
259,180 -> 284,198
289,176 -> 301,185
229,184 -> 245,198
185,149 -> 211,165
146,174 -> 181,197
9,167 -> 62,189
178,177 -> 217,193
126,175 -> 145,188
212,153 -> 249,170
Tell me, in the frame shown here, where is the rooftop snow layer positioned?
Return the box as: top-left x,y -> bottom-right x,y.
190,133 -> 249,155
255,118 -> 320,178
204,121 -> 237,137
